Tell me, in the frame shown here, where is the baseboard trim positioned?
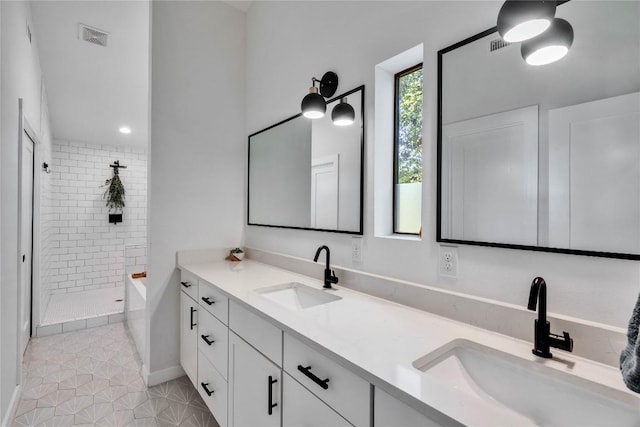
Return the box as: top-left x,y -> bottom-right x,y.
146,365 -> 185,387
1,384 -> 21,427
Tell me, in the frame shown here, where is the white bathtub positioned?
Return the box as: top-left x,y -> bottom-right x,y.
126,274 -> 146,362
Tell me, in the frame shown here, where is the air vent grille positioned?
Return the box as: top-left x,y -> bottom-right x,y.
79,24 -> 108,47
489,37 -> 511,53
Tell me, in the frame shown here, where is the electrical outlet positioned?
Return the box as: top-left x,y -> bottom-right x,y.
439,245 -> 458,278
352,236 -> 363,263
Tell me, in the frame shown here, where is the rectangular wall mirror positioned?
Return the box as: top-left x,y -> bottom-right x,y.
248,86 -> 364,234
437,1 -> 640,259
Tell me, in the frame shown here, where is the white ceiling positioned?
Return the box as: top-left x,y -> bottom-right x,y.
31,1 -> 150,148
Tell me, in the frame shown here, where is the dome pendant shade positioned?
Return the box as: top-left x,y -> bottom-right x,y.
301,88 -> 326,119
331,98 -> 355,126
497,0 -> 556,42
521,18 -> 574,66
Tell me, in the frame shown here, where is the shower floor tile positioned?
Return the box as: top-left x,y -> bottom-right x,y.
42,287 -> 125,326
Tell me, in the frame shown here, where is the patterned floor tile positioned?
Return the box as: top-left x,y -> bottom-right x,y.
14,324 -> 216,426
133,398 -> 170,419
14,399 -> 38,417
113,391 -> 149,412
95,409 -> 135,427
37,389 -> 76,408
53,395 -> 93,416
74,402 -> 113,424
13,407 -> 55,426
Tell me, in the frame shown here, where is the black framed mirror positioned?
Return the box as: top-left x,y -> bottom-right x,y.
248,86 -> 364,235
437,1 -> 640,259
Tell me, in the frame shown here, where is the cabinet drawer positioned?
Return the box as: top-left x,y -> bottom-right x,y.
283,333 -> 369,427
180,270 -> 199,300
199,280 -> 229,325
229,300 -> 282,366
283,373 -> 352,427
374,387 -> 453,427
198,308 -> 228,380
198,350 -> 228,427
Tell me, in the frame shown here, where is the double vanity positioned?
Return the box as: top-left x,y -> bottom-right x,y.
178,251 -> 639,426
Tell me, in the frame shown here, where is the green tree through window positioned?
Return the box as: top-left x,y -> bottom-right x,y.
394,64 -> 423,234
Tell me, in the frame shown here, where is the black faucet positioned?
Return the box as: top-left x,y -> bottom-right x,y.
313,245 -> 339,289
527,277 -> 573,358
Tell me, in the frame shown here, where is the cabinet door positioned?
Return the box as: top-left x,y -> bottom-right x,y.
283,373 -> 352,427
229,332 -> 281,427
180,291 -> 198,384
374,387 -> 452,427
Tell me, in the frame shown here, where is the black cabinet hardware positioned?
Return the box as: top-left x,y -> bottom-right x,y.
201,296 -> 215,305
190,307 -> 197,330
268,376 -> 278,415
181,281 -> 191,288
201,334 -> 215,346
297,365 -> 329,390
201,382 -> 214,396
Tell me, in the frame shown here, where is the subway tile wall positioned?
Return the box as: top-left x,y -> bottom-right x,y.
44,140 -> 147,294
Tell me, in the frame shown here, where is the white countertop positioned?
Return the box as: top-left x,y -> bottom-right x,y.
178,258 -> 639,425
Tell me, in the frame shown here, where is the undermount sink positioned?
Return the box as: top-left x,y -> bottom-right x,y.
256,282 -> 342,310
413,339 -> 640,426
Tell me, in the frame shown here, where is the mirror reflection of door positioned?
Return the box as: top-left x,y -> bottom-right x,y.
311,155 -> 339,229
20,130 -> 35,354
442,106 -> 538,245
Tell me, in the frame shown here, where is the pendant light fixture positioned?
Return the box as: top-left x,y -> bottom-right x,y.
497,0 -> 556,43
521,18 -> 574,66
331,97 -> 355,126
301,71 -> 338,119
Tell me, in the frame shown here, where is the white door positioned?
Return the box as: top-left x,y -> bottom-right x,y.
20,131 -> 35,354
229,332 -> 281,427
180,291 -> 198,384
442,106 -> 539,245
548,92 -> 640,253
310,155 -> 339,229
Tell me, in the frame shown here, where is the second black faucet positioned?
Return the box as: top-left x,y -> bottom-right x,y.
313,245 -> 339,289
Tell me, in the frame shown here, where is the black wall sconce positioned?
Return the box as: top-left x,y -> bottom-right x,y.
42,162 -> 51,174
301,71 -> 355,126
497,0 -> 574,66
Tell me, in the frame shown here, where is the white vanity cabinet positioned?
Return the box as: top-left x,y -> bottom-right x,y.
282,373 -> 352,427
180,286 -> 198,384
283,333 -> 370,427
229,332 -> 281,427
374,387 -> 452,427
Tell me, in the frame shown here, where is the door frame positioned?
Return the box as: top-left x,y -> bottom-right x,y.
17,98 -> 41,367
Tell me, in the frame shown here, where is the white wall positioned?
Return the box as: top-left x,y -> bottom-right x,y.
0,1 -> 51,421
148,1 -> 245,381
244,1 -> 640,329
44,140 -> 147,296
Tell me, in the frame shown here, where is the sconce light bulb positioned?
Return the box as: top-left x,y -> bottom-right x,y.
521,18 -> 574,66
331,97 -> 355,126
497,0 -> 556,43
301,88 -> 326,119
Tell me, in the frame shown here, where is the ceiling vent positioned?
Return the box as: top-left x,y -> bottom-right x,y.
489,37 -> 511,53
79,24 -> 109,47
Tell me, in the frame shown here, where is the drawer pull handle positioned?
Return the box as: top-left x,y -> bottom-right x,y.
180,281 -> 192,288
201,296 -> 215,305
201,382 -> 214,396
190,307 -> 197,330
201,334 -> 215,346
268,376 -> 278,415
297,365 -> 329,390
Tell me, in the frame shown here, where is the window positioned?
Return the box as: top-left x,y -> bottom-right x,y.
393,64 -> 423,235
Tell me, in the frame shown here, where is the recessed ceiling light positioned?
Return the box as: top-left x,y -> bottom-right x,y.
119,126 -> 132,134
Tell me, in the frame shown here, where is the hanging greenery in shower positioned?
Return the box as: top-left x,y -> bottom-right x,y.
103,160 -> 126,223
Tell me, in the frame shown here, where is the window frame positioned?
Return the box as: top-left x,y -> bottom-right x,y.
392,62 -> 423,235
